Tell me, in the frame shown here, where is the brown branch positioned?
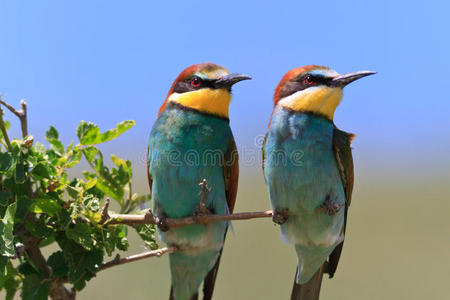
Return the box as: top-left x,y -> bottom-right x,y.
198,179 -> 209,214
19,99 -> 28,138
0,107 -> 12,150
0,98 -> 22,118
109,179 -> 275,228
0,98 -> 28,138
60,247 -> 177,285
110,209 -> 274,227
100,197 -> 111,224
99,247 -> 177,272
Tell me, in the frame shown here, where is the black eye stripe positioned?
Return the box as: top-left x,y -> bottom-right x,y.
172,76 -> 217,94
279,75 -> 333,99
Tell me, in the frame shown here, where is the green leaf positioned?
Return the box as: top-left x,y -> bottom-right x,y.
102,225 -> 129,255
0,152 -> 14,173
29,197 -> 61,216
0,203 -> 16,256
32,163 -> 52,179
66,222 -> 94,250
0,191 -> 11,207
47,251 -> 69,278
83,146 -> 98,163
66,147 -> 82,168
0,255 -> 7,275
46,126 -> 65,155
77,120 -> 135,145
34,142 -> 46,155
56,234 -> 103,290
45,126 -> 59,140
115,225 -> 129,251
22,274 -> 50,300
14,162 -> 26,184
2,120 -> 10,131
134,224 -> 158,250
25,220 -> 53,239
0,121 -> 11,142
111,154 -> 127,170
39,234 -> 55,248
0,260 -> 21,300
84,178 -> 97,190
14,195 -> 31,223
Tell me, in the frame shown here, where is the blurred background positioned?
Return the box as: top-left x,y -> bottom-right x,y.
1,0 -> 449,299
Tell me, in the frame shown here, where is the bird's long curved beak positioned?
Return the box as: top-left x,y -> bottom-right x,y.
214,73 -> 252,89
331,70 -> 376,87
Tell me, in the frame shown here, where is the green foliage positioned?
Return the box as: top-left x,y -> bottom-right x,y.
76,120 -> 136,145
0,114 -> 156,297
0,203 -> 16,257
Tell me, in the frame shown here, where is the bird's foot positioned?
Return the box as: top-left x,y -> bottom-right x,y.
272,208 -> 289,225
193,205 -> 211,225
156,213 -> 169,232
319,195 -> 344,216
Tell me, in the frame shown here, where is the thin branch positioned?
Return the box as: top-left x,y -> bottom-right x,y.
15,222 -> 51,278
99,247 -> 177,272
100,198 -> 111,224
110,209 -> 274,227
0,98 -> 28,138
198,179 -> 209,214
0,98 -> 22,118
0,108 -> 12,150
19,99 -> 28,138
109,179 -> 276,228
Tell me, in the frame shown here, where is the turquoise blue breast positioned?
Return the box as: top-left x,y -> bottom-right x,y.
148,103 -> 232,249
264,105 -> 345,248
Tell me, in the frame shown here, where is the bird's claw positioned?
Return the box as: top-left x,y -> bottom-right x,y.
193,205 -> 211,224
156,213 -> 169,232
319,195 -> 344,216
272,208 -> 289,225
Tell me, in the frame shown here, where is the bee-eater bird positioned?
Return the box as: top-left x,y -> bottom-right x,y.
147,63 -> 251,300
263,66 -> 375,299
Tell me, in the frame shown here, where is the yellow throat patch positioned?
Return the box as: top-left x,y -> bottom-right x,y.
279,86 -> 343,120
168,88 -> 232,118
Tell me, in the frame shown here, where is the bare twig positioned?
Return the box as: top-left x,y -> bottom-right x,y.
0,98 -> 28,138
100,198 -> 111,224
109,179 -> 276,228
99,247 -> 177,272
193,179 -> 212,224
0,107 -> 12,150
19,99 -> 28,138
110,209 -> 274,227
0,98 -> 22,118
198,179 -> 209,214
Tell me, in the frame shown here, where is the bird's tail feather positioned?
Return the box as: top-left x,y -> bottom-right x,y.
290,263 -> 325,300
169,286 -> 198,300
202,226 -> 229,300
202,248 -> 224,300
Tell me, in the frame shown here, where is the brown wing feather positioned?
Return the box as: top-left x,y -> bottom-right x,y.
147,146 -> 153,194
333,127 -> 355,207
326,126 -> 355,278
223,139 -> 239,213
261,132 -> 268,177
203,139 -> 239,300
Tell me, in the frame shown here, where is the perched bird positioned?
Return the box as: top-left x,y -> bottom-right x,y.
147,63 -> 251,300
263,66 -> 375,299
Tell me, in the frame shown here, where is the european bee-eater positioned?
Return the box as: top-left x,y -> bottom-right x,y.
147,63 -> 251,300
262,66 -> 375,299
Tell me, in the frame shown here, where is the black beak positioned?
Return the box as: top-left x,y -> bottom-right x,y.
331,70 -> 376,87
214,73 -> 252,89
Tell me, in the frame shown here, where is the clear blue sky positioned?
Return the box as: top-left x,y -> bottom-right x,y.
0,0 -> 449,179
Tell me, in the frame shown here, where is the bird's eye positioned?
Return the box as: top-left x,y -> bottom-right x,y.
191,77 -> 201,87
304,75 -> 314,85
